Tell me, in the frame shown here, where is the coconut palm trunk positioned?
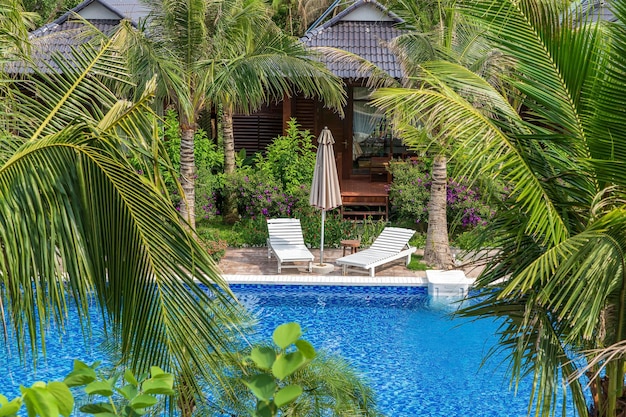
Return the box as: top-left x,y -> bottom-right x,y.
179,116 -> 197,229
222,104 -> 240,222
423,154 -> 454,269
223,104 -> 236,175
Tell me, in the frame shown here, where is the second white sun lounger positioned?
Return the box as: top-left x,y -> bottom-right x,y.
336,227 -> 416,277
267,218 -> 314,273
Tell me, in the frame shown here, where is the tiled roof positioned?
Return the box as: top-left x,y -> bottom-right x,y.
10,19 -> 120,74
30,0 -> 148,38
581,0 -> 617,22
301,0 -> 406,79
98,0 -> 151,24
302,20 -> 405,79
14,0 -> 149,74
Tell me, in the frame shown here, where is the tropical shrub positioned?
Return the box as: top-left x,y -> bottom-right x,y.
253,119 -> 317,195
223,169 -> 309,220
196,227 -> 229,261
233,217 -> 272,246
200,322 -> 382,417
219,119 -> 317,221
358,216 -> 390,246
387,159 -> 495,234
387,160 -> 431,229
299,209 -> 360,248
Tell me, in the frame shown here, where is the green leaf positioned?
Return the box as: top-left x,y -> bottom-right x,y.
274,384 -> 302,407
250,346 -> 276,370
149,366 -> 165,377
46,382 -> 73,417
124,369 -> 139,386
117,384 -> 138,401
0,398 -> 22,416
79,403 -> 115,414
272,351 -> 305,380
255,401 -> 275,417
21,386 -> 58,417
64,367 -> 97,387
142,377 -> 175,395
85,381 -> 114,397
242,374 -> 276,401
294,340 -> 316,359
272,322 -> 301,349
130,394 -> 158,409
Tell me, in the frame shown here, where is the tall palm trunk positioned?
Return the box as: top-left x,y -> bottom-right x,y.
222,104 -> 239,223
423,154 -> 454,269
223,104 -> 236,175
180,115 -> 196,229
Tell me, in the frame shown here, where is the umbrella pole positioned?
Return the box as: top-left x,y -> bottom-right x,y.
320,210 -> 326,265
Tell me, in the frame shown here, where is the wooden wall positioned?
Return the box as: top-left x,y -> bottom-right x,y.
232,92 -> 354,181
232,102 -> 283,155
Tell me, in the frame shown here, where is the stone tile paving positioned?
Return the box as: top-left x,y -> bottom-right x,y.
217,247 -> 485,279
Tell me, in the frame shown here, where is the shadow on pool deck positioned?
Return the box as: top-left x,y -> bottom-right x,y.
217,247 -> 486,278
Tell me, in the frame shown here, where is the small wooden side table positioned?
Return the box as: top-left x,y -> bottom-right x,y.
340,239 -> 361,256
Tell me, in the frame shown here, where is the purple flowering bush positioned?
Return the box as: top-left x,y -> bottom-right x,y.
388,159 -> 496,234
221,119 -> 317,220
224,169 -> 310,220
446,178 -> 493,230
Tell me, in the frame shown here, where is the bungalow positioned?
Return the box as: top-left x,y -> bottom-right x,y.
233,0 -> 410,182
17,0 -> 412,219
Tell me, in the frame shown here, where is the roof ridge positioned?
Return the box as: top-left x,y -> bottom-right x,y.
304,0 -> 402,37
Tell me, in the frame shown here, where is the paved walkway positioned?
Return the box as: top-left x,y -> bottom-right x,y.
217,247 -> 485,286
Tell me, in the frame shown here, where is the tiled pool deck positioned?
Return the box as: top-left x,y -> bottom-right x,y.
218,247 -> 484,286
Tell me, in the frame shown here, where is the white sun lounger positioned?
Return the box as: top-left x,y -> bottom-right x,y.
336,227 -> 417,277
266,218 -> 314,273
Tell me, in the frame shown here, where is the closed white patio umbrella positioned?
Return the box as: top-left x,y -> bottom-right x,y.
309,127 -> 342,265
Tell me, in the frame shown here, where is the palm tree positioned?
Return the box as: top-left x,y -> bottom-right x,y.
1,12 -> 243,414
380,0 -> 511,269
126,0 -> 345,227
372,0 -> 626,415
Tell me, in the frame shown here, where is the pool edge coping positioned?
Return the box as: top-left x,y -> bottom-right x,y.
222,274 -> 430,286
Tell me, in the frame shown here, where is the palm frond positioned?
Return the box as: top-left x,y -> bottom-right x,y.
0,23 -> 245,410
0,0 -> 36,65
372,66 -> 571,246
200,29 -> 346,115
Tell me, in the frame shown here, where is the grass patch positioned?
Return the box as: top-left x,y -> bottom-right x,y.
407,254 -> 428,271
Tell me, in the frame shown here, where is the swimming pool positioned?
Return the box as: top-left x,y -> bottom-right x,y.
234,284 -> 542,417
1,284 -> 571,416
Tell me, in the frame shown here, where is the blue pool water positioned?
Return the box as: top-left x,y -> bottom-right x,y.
234,284 -> 540,417
1,285 -> 572,416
